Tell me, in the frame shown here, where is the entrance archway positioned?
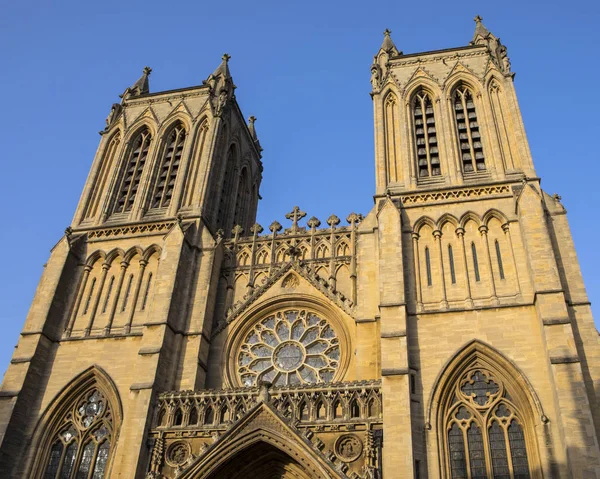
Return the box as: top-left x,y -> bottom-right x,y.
205,441 -> 312,479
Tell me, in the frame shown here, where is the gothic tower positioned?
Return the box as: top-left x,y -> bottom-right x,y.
0,55 -> 262,477
1,17 -> 600,479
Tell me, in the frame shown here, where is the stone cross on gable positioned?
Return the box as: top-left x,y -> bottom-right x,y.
285,206 -> 306,234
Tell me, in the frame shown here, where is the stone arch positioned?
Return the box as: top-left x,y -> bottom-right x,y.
413,215 -> 436,234
157,112 -> 192,138
27,365 -> 123,479
178,421 -> 338,479
444,73 -> 482,99
428,339 -> 544,478
123,246 -> 144,263
459,211 -> 482,229
85,250 -> 106,268
142,244 -> 162,261
405,78 -> 443,105
482,208 -> 509,227
436,213 -> 460,231
104,248 -> 125,266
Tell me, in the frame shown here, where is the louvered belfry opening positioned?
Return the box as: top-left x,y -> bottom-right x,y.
413,90 -> 440,178
151,124 -> 186,209
113,129 -> 152,214
454,85 -> 485,174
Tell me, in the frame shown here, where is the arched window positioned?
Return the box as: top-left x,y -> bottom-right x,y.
444,368 -> 533,478
471,242 -> 480,282
453,85 -> 485,174
216,144 -> 238,231
425,247 -> 432,286
413,90 -> 440,178
234,168 -> 250,230
84,133 -> 121,220
150,124 -> 186,209
141,273 -> 152,311
495,240 -> 505,280
113,128 -> 152,214
40,386 -> 117,479
448,244 -> 456,284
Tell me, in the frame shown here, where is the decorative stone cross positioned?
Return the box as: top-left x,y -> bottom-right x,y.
474,15 -> 483,23
285,206 -> 306,234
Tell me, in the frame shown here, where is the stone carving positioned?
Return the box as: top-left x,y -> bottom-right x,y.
335,434 -> 363,462
370,64 -> 381,90
165,441 -> 190,467
281,273 -> 299,289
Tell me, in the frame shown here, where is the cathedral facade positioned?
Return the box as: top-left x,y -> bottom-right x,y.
1,18 -> 600,479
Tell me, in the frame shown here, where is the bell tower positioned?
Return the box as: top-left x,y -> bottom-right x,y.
371,18 -> 536,195
0,55 -> 262,477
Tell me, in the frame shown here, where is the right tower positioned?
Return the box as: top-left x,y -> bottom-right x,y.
368,16 -> 600,478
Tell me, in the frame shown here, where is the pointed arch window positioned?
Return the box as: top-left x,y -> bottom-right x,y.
425,247 -> 432,286
443,368 -> 533,479
453,85 -> 485,173
151,124 -> 186,209
413,90 -> 441,178
217,144 -> 238,231
113,128 -> 152,214
41,388 -> 115,479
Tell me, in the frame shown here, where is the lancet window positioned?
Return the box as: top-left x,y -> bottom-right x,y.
150,124 -> 186,209
444,368 -> 532,479
453,85 -> 485,173
41,388 -> 115,479
112,129 -> 152,214
413,90 -> 441,177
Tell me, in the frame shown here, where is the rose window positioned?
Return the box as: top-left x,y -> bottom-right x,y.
237,309 -> 340,387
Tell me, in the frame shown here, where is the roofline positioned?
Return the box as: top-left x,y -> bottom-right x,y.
390,44 -> 483,61
133,83 -> 210,99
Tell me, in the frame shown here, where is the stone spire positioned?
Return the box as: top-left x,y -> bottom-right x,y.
471,15 -> 493,44
121,66 -> 151,100
248,116 -> 262,152
470,16 -> 512,74
379,29 -> 400,56
211,53 -> 232,81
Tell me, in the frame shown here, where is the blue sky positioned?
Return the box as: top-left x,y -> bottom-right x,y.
0,0 -> 598,375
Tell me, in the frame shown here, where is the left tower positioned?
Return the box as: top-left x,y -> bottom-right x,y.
0,56 -> 262,478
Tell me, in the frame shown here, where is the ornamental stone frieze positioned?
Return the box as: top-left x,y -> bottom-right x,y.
148,381 -> 382,479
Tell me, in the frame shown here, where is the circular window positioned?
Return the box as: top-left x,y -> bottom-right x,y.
237,309 -> 340,387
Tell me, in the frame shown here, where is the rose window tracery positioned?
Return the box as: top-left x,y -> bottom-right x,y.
237,309 -> 340,387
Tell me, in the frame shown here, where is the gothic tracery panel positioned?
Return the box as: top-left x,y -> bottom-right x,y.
41,388 -> 115,479
237,309 -> 340,387
444,367 -> 532,479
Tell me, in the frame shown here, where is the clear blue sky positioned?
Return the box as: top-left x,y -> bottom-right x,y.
0,1 -> 598,376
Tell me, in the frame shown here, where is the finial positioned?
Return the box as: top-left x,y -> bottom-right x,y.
143,66 -> 152,75
378,28 -> 401,56
474,15 -> 483,23
249,115 -> 256,124
285,206 -> 307,234
222,53 -> 231,62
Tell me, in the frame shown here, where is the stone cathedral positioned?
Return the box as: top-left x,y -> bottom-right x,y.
1,17 -> 600,479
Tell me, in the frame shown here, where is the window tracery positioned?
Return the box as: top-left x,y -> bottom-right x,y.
413,90 -> 441,178
453,85 -> 485,174
444,368 -> 532,479
41,389 -> 115,479
113,129 -> 152,214
236,309 -> 340,387
150,124 -> 186,209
